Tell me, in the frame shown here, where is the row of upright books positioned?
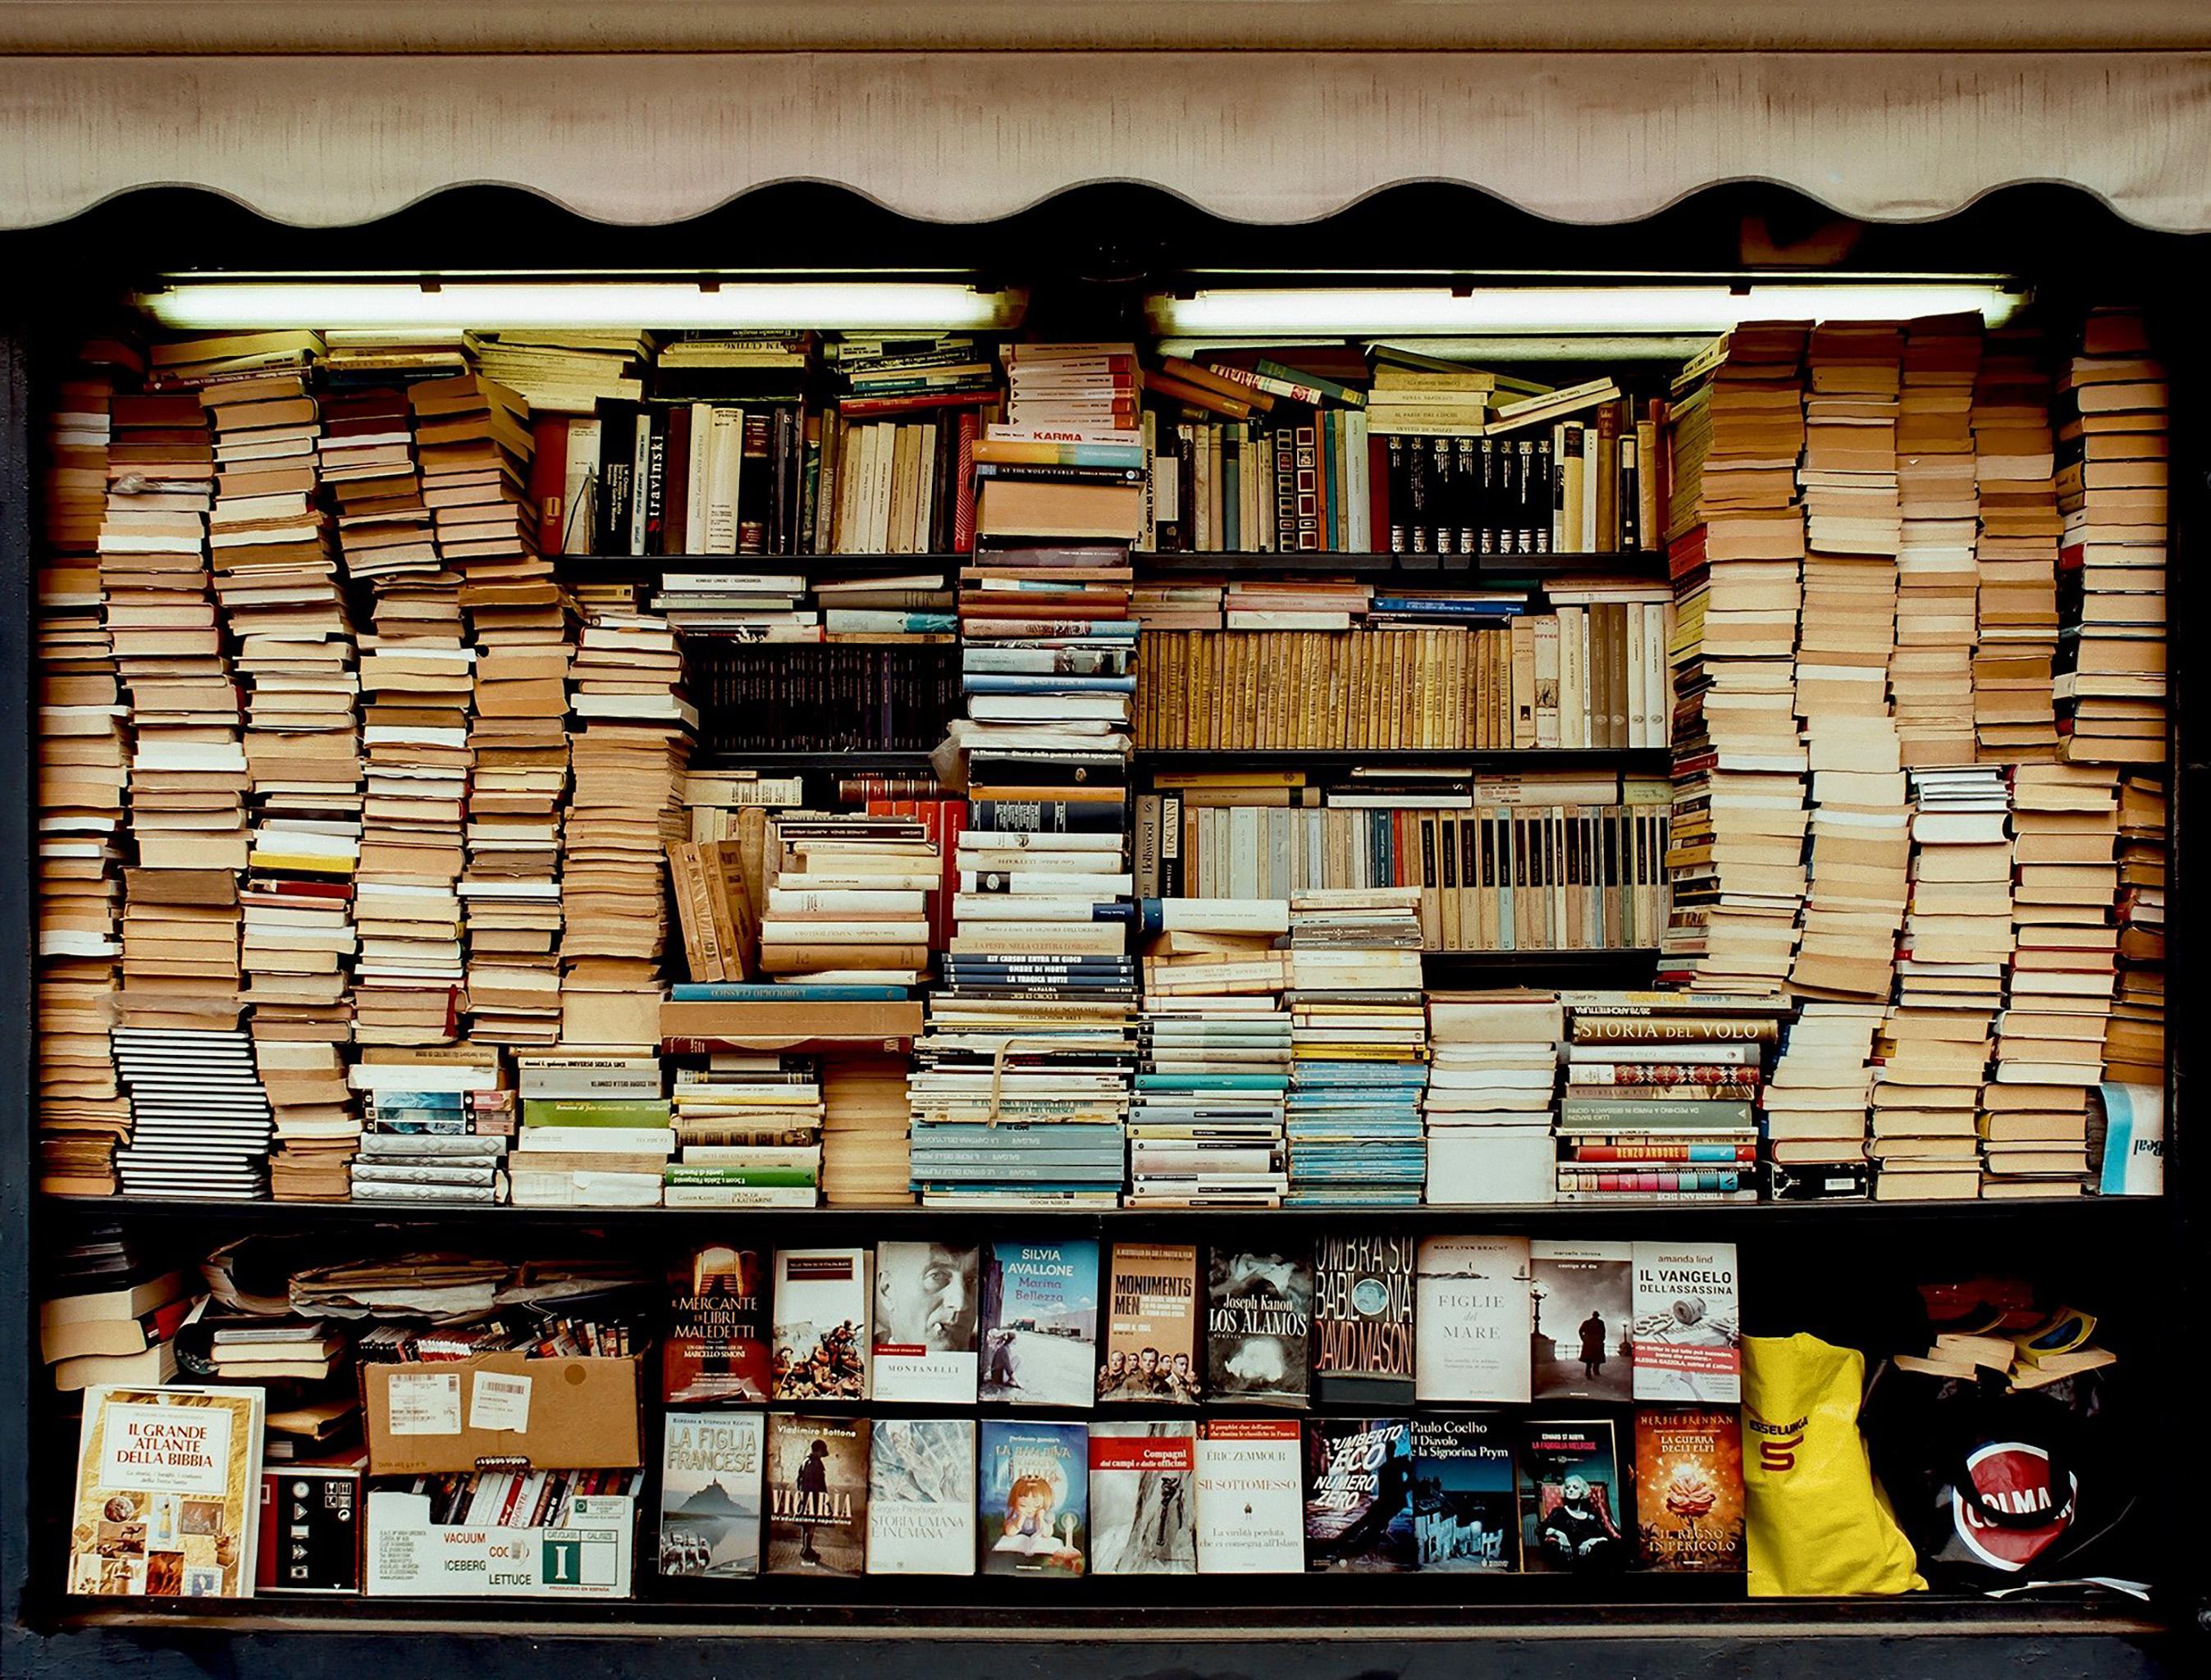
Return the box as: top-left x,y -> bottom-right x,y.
658,1407 -> 1736,1580
1131,592 -> 1674,751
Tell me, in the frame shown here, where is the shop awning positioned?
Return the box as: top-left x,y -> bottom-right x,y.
3,7 -> 2208,234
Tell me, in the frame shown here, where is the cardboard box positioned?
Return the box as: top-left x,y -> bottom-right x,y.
256,1459 -> 365,1595
362,1354 -> 642,1475
363,1491 -> 634,1598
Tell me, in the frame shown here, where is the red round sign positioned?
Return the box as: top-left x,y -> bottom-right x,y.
1951,1440 -> 2076,1572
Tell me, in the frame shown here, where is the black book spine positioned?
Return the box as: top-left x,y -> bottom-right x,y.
596,400 -> 637,558
1453,435 -> 1479,558
1527,437 -> 1550,555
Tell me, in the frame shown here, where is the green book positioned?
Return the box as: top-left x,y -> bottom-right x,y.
521,1098 -> 674,1127
661,1166 -> 820,1187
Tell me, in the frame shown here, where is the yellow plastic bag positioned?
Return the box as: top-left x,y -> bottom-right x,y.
1743,1332 -> 1925,1596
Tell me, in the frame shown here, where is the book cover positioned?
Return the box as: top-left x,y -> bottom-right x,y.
771,1248 -> 870,1402
1630,1241 -> 1742,1404
663,1244 -> 770,1404
1193,1419 -> 1303,1574
1517,1418 -> 1627,1573
1414,1235 -> 1533,1404
71,1385 -> 266,1597
1311,1235 -> 1417,1407
765,1413 -> 869,1577
658,1409 -> 763,1579
1301,1418 -> 1417,1572
1089,1421 -> 1198,1575
979,1240 -> 1099,1408
1634,1405 -> 1745,1573
254,1462 -> 363,1594
1206,1247 -> 1313,1406
1411,1416 -> 1519,1572
978,1419 -> 1088,1577
866,1418 -> 976,1577
1529,1240 -> 1633,1403
1098,1243 -> 1200,1404
871,1240 -> 980,1405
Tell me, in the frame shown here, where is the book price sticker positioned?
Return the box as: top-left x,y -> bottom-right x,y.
469,1372 -> 533,1433
386,1372 -> 462,1436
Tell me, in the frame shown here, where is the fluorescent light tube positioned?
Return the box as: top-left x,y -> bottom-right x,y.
1146,282 -> 2024,337
135,281 -> 1028,333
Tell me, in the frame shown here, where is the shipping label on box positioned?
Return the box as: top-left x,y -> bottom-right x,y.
363,1491 -> 634,1598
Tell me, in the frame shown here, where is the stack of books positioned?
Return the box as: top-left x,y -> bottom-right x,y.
1282,889 -> 1428,1205
1890,316 -> 1982,765
651,568 -> 810,637
2104,775 -> 2165,1084
663,1054 -> 823,1208
1873,767 -> 2012,1187
100,377 -> 272,1198
2055,307 -> 2167,765
509,1088 -> 674,1208
1131,580 -> 1224,631
465,330 -> 649,415
1661,324 -> 1811,991
457,578 -> 574,1047
111,1025 -> 274,1200
561,610 -> 697,1051
347,1046 -> 513,1205
977,345 -> 1145,546
820,1052 -> 920,1207
337,386 -> 470,1048
761,815 -> 937,984
1128,899 -> 1293,1207
1766,1003 -> 1885,1198
818,414 -> 980,556
1969,332 -> 2063,760
1423,990 -> 1560,1206
34,346 -> 132,1194
413,373 -> 538,585
201,372 -> 364,1201
1790,324 -> 1908,1003
1981,764 -> 2118,1197
1564,991 -> 1782,1200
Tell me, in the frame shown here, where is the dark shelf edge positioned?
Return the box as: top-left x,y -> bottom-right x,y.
1135,747 -> 1671,765
31,1597 -> 2173,1641
39,1194 -> 2146,1225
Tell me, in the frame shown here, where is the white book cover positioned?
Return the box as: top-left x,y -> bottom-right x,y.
1193,1420 -> 1303,1574
870,1241 -> 980,1404
866,1418 -> 975,1575
1630,1241 -> 1742,1404
1414,1235 -> 1534,1404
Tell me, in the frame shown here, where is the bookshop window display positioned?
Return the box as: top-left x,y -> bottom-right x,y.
0,180 -> 2195,1676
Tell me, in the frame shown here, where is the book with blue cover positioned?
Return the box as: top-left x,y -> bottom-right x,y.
1410,1415 -> 1519,1572
978,1419 -> 1087,1577
979,1240 -> 1100,1407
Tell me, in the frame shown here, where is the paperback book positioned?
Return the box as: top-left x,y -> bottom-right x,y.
1411,1416 -> 1519,1572
1629,1242 -> 1741,1404
1633,1406 -> 1745,1572
871,1240 -> 980,1404
659,1409 -> 764,1578
71,1385 -> 266,1598
867,1418 -> 976,1576
771,1248 -> 870,1401
765,1413 -> 870,1577
1089,1421 -> 1198,1574
1311,1235 -> 1417,1407
1193,1419 -> 1304,1574
1205,1247 -> 1313,1406
1097,1242 -> 1200,1403
1302,1418 -> 1417,1572
663,1244 -> 770,1404
1518,1418 -> 1627,1573
979,1419 -> 1088,1577
1414,1235 -> 1533,1404
980,1239 -> 1099,1408
1529,1240 -> 1633,1403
